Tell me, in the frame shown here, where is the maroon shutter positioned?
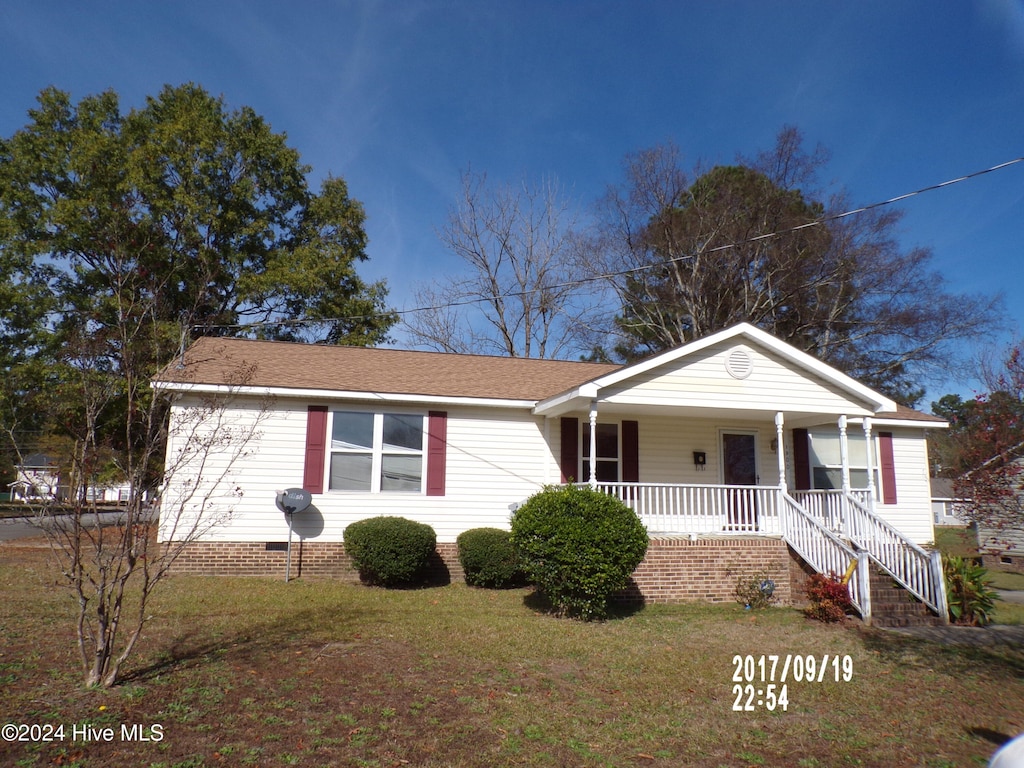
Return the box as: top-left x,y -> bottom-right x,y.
878,432 -> 897,504
303,405 -> 328,494
622,420 -> 639,483
426,411 -> 447,496
560,417 -> 579,483
792,428 -> 811,491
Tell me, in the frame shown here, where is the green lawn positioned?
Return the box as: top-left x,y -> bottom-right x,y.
1,547 -> 1023,768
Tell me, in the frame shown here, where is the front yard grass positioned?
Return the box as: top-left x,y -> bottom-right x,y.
1,545 -> 1022,768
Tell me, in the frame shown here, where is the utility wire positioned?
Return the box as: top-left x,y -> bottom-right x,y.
198,155 -> 1024,333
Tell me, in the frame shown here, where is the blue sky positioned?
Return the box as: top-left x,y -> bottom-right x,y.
2,1 -> 1023,401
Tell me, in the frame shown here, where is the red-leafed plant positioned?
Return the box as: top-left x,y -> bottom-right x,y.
804,573 -> 852,623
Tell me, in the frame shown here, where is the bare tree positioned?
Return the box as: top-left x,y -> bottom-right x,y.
8,332 -> 269,688
404,170 -> 600,359
584,128 -> 1004,404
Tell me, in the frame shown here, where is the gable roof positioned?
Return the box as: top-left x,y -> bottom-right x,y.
534,323 -> 904,417
153,336 -> 620,402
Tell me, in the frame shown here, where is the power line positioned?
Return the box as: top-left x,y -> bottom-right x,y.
198,155 -> 1024,333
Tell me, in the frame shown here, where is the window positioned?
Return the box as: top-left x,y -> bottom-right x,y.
329,412 -> 424,492
808,429 -> 877,492
581,423 -> 619,482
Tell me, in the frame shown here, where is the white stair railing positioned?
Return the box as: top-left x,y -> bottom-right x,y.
778,492 -> 869,623
841,492 -> 949,621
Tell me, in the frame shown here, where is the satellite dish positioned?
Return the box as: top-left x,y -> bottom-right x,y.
275,488 -> 312,515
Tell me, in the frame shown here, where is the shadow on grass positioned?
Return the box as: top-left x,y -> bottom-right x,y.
120,601 -> 374,685
857,624 -> 1024,680
967,727 -> 1014,749
521,585 -> 646,621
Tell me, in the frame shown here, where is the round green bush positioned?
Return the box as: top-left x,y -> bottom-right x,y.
343,516 -> 437,587
457,527 -> 525,588
510,484 -> 648,620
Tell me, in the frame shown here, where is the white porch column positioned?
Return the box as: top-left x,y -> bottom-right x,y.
588,401 -> 598,489
774,411 -> 787,493
862,416 -> 876,513
838,415 -> 851,494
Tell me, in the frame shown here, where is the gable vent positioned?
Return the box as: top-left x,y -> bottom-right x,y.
726,349 -> 753,379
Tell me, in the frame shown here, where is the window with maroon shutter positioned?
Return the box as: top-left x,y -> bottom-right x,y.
303,405 -> 328,494
560,417 -> 579,483
792,428 -> 811,491
622,420 -> 639,483
426,411 -> 447,496
878,432 -> 897,504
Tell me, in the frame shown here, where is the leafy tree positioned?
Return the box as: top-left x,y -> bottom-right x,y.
0,84 -> 395,687
585,127 -> 1002,405
0,84 -> 396,464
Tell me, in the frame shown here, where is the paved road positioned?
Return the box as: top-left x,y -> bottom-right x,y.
997,589 -> 1024,605
0,510 -> 152,543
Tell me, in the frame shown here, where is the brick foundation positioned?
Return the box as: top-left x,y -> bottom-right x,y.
167,536 -> 794,605
982,552 -> 1024,575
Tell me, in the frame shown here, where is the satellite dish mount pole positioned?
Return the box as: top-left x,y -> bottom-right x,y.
275,488 -> 312,583
285,510 -> 294,583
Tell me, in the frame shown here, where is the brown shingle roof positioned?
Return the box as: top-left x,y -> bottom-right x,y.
875,404 -> 947,424
153,337 -> 622,401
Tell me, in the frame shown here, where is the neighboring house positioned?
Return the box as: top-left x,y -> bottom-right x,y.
153,323 -> 949,622
8,453 -> 61,502
930,476 -> 969,527
7,453 -> 132,504
972,454 -> 1024,574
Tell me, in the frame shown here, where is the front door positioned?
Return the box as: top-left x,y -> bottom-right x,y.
722,432 -> 758,530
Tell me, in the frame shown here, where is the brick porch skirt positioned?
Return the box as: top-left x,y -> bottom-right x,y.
164,535 -> 799,606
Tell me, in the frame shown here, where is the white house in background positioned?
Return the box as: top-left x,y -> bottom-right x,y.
152,323 -> 949,619
8,453 -> 61,502
7,453 -> 132,504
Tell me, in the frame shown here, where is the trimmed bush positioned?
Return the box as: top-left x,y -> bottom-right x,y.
457,527 -> 525,588
804,572 -> 852,623
343,516 -> 436,587
510,484 -> 648,620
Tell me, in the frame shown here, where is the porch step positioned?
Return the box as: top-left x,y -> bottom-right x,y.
868,566 -> 944,628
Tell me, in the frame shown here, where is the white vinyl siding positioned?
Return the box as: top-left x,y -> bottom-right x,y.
160,398 -> 554,544
601,342 -> 873,417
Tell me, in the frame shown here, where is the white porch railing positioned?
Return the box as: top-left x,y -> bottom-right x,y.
592,482 -> 783,535
840,492 -> 949,620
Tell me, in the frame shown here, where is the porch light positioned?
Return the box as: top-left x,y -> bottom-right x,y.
693,451 -> 706,470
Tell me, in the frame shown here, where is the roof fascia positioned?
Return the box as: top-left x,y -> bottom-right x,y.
152,381 -> 538,410
847,416 -> 949,430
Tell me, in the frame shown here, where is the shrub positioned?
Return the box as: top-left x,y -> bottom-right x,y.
343,516 -> 436,587
804,572 -> 852,623
734,572 -> 778,610
510,484 -> 648,620
457,527 -> 525,588
944,554 -> 998,626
